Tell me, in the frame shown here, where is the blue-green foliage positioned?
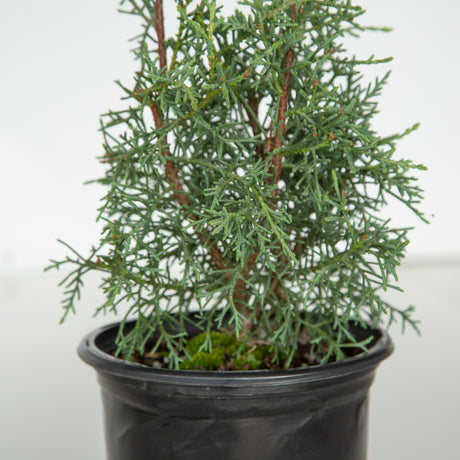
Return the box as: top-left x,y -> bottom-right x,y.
48,0 -> 426,368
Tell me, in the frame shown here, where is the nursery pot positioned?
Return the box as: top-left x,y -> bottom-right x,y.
78,321 -> 393,460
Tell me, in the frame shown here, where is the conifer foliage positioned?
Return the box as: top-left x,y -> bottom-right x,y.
49,0 -> 426,368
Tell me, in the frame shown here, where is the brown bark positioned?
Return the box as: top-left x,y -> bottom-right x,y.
150,103 -> 227,271
154,0 -> 167,71
266,42 -> 294,196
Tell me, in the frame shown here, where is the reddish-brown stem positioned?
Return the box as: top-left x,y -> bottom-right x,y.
150,104 -> 226,270
267,47 -> 294,195
150,104 -> 185,204
263,5 -> 297,306
266,5 -> 296,196
154,0 -> 167,71
150,1 -> 226,272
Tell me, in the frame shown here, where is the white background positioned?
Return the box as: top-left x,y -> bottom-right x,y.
1,0 -> 459,273
1,1 -> 459,459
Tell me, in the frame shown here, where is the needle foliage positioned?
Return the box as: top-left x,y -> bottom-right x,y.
48,0 -> 426,369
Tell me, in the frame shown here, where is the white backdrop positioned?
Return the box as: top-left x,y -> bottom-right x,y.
0,0 -> 459,275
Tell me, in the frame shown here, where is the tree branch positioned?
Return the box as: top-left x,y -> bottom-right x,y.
266,5 -> 296,197
150,1 -> 226,272
154,0 -> 167,71
263,5 -> 297,308
150,103 -> 226,271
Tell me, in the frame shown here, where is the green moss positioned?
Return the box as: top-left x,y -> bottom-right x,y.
233,353 -> 262,370
185,331 -> 237,355
179,330 -> 278,370
179,331 -> 236,370
179,349 -> 227,370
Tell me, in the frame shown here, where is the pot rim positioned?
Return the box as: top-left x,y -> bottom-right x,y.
78,320 -> 394,388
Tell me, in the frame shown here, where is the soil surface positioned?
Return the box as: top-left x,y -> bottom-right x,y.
125,329 -> 366,371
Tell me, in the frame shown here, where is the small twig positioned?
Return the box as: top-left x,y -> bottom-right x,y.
245,97 -> 265,160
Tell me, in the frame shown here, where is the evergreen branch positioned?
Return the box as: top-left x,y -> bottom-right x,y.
148,2 -> 227,273
260,4 -> 298,310
149,102 -> 227,271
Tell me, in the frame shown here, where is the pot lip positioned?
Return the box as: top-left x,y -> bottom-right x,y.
78,320 -> 394,386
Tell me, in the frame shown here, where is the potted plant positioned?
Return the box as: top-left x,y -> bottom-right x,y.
48,0 -> 426,459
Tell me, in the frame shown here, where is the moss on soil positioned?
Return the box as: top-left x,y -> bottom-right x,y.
178,331 -> 273,371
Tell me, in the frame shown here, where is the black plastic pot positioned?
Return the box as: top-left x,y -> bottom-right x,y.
78,321 -> 393,460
